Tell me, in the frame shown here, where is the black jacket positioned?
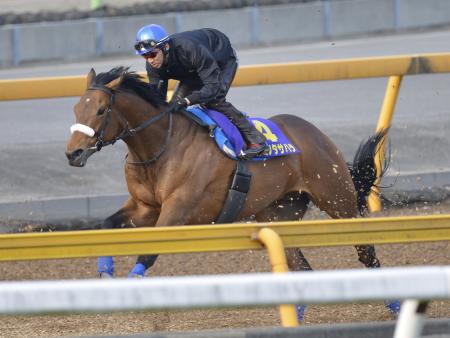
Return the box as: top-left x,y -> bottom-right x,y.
146,28 -> 236,104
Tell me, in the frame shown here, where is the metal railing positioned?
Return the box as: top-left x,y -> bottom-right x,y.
2,213 -> 450,327
2,52 -> 450,101
1,214 -> 450,262
1,266 -> 449,338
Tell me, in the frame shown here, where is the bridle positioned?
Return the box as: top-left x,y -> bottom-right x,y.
73,85 -> 173,165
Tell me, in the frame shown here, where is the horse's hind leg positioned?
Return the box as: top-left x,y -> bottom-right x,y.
285,247 -> 313,271
255,191 -> 311,321
306,181 -> 384,267
255,192 -> 313,273
285,247 -> 311,322
354,244 -> 400,315
355,244 -> 380,268
255,191 -> 309,222
310,184 -> 400,315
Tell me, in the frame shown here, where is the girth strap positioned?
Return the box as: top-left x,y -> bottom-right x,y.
215,160 -> 252,224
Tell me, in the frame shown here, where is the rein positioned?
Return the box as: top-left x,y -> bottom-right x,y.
86,85 -> 173,165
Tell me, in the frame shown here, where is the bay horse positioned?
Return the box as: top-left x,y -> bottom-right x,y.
65,67 -> 398,318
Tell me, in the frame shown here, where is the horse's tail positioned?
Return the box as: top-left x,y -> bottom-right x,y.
349,129 -> 389,216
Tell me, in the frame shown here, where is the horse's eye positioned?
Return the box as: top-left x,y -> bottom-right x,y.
97,107 -> 106,116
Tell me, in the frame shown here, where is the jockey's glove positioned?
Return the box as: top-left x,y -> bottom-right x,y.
167,97 -> 189,113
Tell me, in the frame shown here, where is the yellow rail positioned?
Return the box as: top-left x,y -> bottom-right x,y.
235,52 -> 450,85
1,214 -> 449,262
2,52 -> 450,101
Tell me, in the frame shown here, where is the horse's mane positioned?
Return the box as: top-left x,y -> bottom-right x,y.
92,66 -> 165,108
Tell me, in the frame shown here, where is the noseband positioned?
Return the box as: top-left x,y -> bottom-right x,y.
79,85 -> 173,165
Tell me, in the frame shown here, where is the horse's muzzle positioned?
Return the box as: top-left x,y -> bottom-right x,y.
66,148 -> 97,167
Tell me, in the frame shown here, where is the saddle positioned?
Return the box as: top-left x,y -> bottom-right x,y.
182,106 -> 301,223
184,106 -> 301,160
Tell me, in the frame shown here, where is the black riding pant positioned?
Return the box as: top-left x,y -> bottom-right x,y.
172,57 -> 265,145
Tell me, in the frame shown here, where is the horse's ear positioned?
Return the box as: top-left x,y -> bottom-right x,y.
104,73 -> 125,90
87,68 -> 96,89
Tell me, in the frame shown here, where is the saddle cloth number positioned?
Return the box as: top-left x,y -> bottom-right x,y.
252,119 -> 297,156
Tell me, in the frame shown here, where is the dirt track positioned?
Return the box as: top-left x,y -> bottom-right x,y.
0,200 -> 449,338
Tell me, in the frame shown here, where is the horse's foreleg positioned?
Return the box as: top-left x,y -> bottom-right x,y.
124,204 -> 160,278
126,196 -> 194,277
98,203 -> 136,277
98,198 -> 159,278
129,194 -> 202,277
129,254 -> 159,277
98,256 -> 115,278
154,194 -> 197,226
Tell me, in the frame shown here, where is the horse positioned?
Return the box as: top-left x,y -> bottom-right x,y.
65,66 -> 398,319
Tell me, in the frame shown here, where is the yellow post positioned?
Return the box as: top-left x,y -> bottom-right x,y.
256,228 -> 299,327
368,75 -> 403,213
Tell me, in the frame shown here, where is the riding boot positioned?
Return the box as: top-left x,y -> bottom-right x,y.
235,117 -> 270,157
207,100 -> 268,158
233,115 -> 269,158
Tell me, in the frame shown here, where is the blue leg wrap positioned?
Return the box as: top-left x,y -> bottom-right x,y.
296,304 -> 306,322
97,256 -> 114,276
385,300 -> 401,317
128,263 -> 146,278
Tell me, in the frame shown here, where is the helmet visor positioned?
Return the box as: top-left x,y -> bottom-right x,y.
134,39 -> 158,54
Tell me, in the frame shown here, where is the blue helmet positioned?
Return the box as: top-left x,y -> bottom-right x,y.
134,24 -> 169,55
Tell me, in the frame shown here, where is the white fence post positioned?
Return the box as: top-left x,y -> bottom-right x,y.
394,300 -> 429,338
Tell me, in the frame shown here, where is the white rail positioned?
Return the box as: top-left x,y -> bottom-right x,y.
1,266 -> 449,338
1,266 -> 449,314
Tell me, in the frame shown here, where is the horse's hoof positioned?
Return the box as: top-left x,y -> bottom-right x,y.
128,272 -> 144,278
384,300 -> 401,318
129,263 -> 146,278
296,304 -> 307,322
99,272 -> 113,279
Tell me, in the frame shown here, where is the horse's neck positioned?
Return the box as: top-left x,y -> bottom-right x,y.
119,98 -> 187,163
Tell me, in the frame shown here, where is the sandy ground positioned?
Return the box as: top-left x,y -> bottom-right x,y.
0,200 -> 449,338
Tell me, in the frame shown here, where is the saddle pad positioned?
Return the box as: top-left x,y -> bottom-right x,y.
186,106 -> 300,160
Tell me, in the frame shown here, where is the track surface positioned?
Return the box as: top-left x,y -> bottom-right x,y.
0,200 -> 449,338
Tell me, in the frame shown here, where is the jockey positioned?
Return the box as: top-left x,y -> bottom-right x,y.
134,24 -> 269,158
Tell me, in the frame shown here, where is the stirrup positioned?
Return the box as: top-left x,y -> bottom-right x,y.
208,126 -> 216,137
241,144 -> 269,159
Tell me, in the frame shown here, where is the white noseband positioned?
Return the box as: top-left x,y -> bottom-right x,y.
70,123 -> 96,137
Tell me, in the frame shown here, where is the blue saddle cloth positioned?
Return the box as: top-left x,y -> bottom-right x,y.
186,106 -> 301,160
